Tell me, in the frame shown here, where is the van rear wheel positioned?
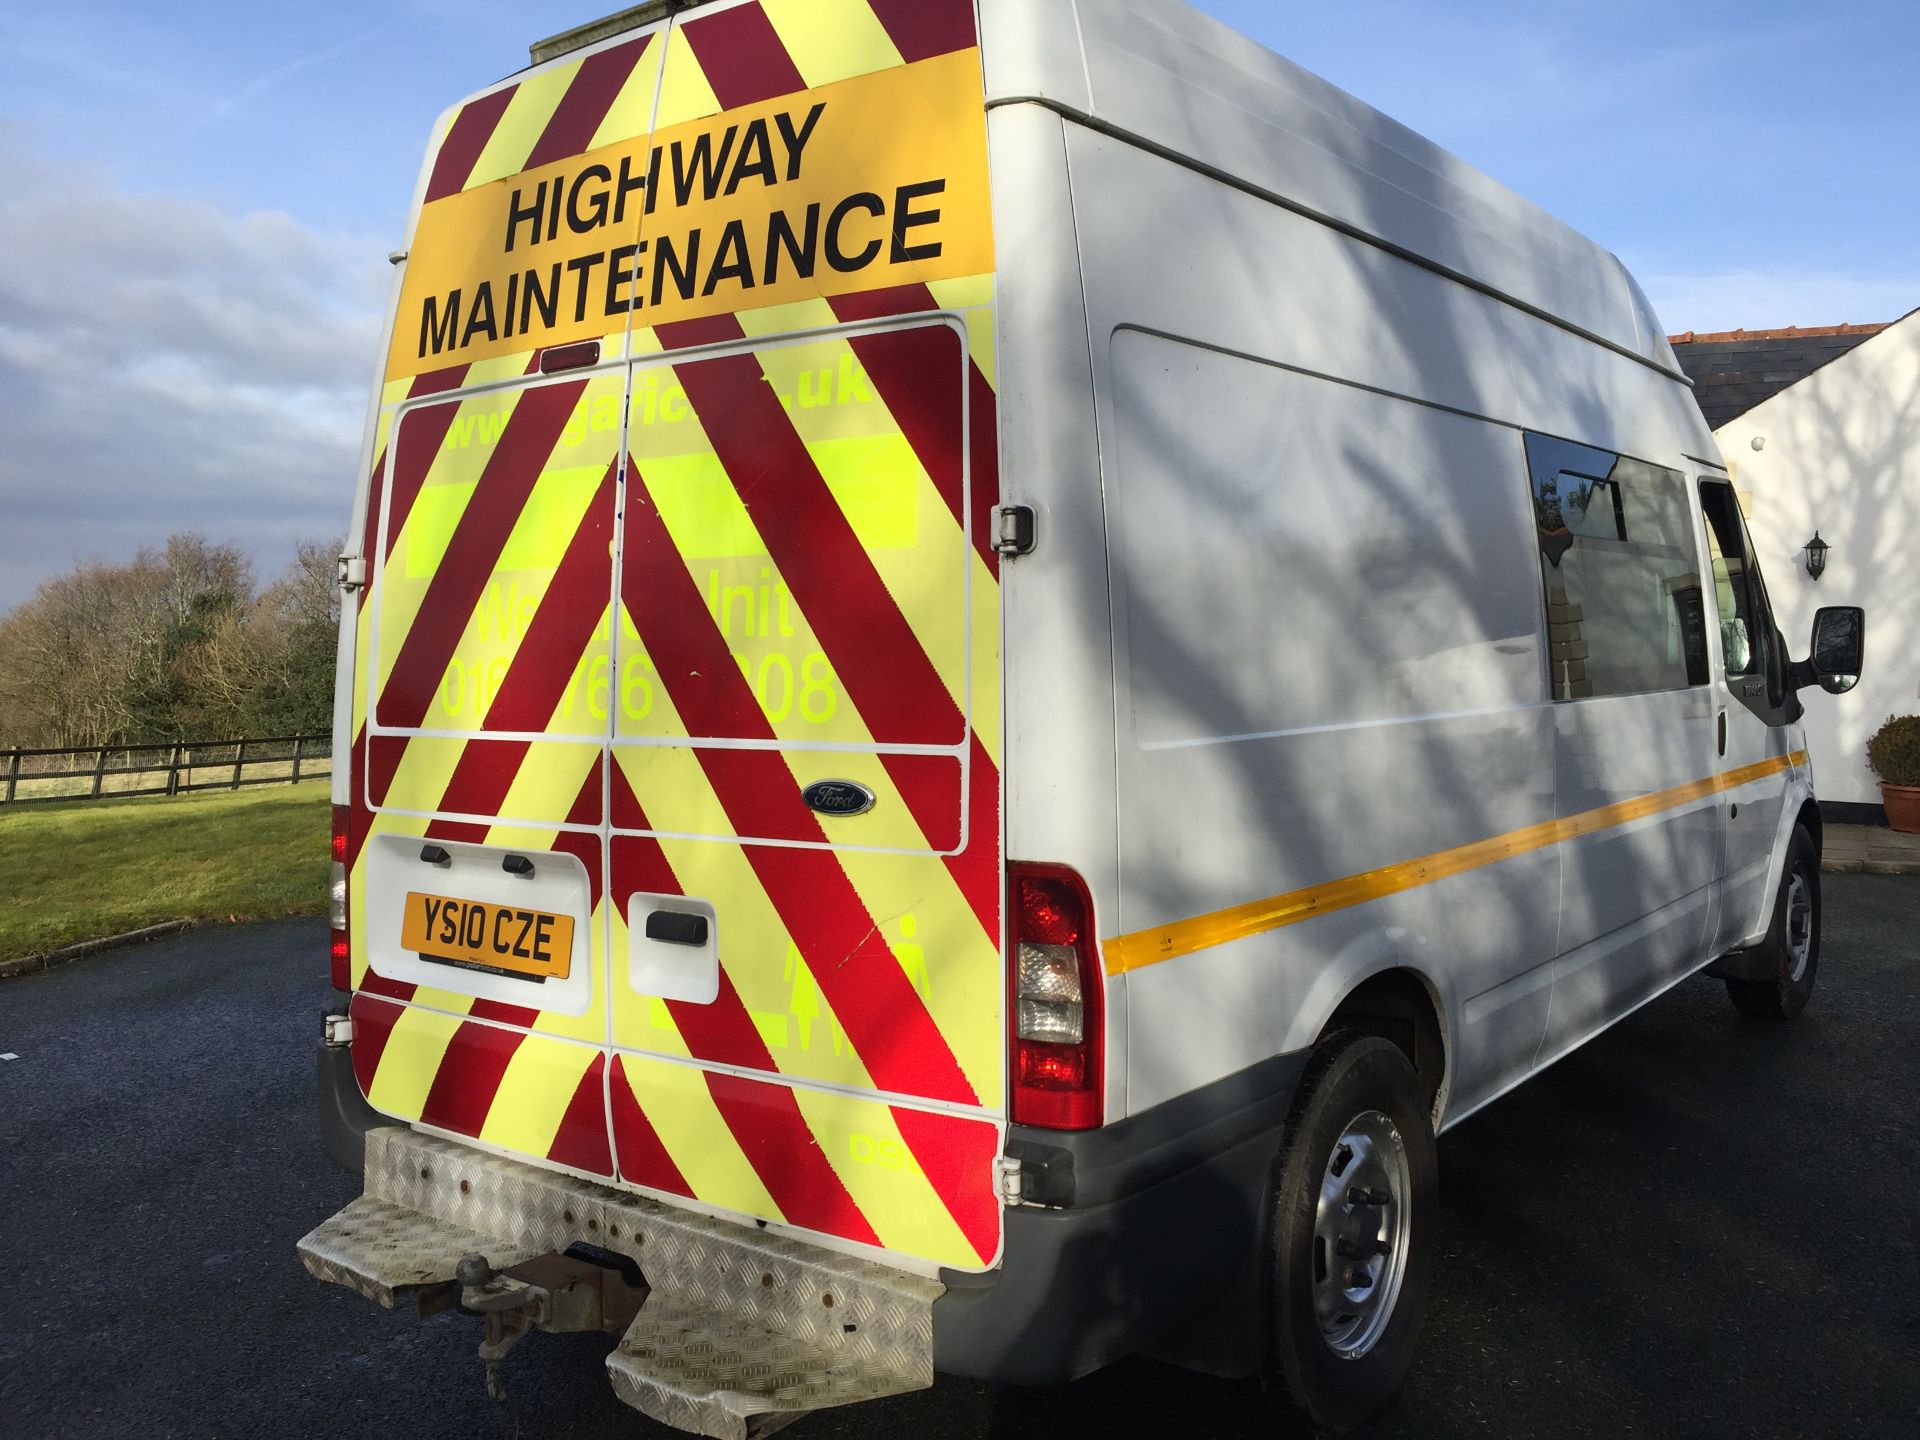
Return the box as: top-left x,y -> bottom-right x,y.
1264,1033 -> 1436,1432
1725,826 -> 1820,1021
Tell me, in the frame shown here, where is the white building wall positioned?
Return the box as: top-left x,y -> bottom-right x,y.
1709,310 -> 1920,809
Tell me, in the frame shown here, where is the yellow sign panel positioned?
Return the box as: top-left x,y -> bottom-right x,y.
389,49 -> 994,380
402,892 -> 577,981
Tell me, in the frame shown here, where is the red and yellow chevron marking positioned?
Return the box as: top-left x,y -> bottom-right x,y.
345,0 -> 1004,1271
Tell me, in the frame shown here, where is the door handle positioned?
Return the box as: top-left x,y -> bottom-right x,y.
1717,710 -> 1727,757
645,910 -> 710,948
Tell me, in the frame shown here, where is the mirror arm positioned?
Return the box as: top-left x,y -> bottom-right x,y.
1786,657 -> 1818,693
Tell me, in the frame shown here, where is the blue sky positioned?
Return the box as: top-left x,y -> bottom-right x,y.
1,0 -> 1916,610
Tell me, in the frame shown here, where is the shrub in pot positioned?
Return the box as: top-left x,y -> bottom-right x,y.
1866,715 -> 1920,834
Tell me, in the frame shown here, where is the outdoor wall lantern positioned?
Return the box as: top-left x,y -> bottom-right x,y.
1803,532 -> 1830,582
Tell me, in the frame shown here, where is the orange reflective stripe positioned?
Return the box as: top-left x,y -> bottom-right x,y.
1104,751 -> 1809,975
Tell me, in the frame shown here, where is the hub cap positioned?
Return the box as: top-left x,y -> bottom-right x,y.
1312,1109 -> 1413,1359
1785,872 -> 1814,983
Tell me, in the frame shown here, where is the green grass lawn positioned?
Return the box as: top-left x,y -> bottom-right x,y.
0,782 -> 331,961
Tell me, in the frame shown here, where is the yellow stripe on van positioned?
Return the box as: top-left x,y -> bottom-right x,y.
1105,751 -> 1810,975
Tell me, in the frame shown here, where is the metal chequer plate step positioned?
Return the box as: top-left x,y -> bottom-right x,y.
610,1296 -> 929,1440
298,1128 -> 943,1437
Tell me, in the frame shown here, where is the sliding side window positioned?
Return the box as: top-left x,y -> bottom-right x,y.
1526,434 -> 1708,701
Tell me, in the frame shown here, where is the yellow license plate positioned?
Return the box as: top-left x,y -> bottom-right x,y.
401,893 -> 575,981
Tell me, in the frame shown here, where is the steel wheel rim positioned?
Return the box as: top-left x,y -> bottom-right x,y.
1311,1108 -> 1413,1359
1785,872 -> 1814,983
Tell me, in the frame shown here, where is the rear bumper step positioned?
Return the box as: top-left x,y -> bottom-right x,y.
298,1127 -> 940,1440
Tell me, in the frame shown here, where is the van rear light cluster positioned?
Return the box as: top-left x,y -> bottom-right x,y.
1008,863 -> 1104,1131
330,805 -> 350,990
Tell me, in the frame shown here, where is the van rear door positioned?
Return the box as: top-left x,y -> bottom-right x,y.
345,0 -> 1005,1274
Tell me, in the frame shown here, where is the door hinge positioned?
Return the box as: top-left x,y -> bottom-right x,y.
994,505 -> 1037,557
337,553 -> 368,592
323,1014 -> 354,1047
995,1155 -> 1026,1207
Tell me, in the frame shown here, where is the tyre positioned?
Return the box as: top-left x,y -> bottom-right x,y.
1725,826 -> 1820,1021
1264,1033 -> 1437,1432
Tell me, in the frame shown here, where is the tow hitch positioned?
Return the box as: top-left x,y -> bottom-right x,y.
449,1246 -> 649,1401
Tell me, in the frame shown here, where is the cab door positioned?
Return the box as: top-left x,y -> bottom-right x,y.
1698,479 -> 1798,952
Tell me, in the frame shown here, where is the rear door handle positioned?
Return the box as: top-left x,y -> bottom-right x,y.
1717,710 -> 1727,756
645,910 -> 709,948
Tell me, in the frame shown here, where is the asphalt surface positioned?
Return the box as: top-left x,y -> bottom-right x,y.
3,877 -> 1916,1440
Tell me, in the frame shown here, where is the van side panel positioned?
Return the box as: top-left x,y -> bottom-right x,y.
1061,123 -> 1719,1121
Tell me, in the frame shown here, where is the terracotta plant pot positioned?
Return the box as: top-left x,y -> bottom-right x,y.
1883,782 -> 1920,835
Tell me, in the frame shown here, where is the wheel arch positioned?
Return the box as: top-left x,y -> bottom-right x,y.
1316,967 -> 1450,1124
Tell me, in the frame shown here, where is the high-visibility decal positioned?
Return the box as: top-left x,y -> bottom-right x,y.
783,1087 -> 977,1265
469,999 -> 542,1029
383,394 -> 470,562
475,463 -> 617,734
1105,751 -> 1815,974
490,741 -> 604,831
372,733 -> 467,815
761,0 -> 903,91
377,378 -> 590,729
657,327 -> 967,747
365,1003 -> 467,1120
615,1055 -> 783,1218
348,992 -> 404,1095
866,0 -> 980,64
704,1069 -> 882,1247
614,491 -> 978,1105
835,321 -> 982,566
888,1102 -> 1000,1265
423,86 -> 516,204
589,41 -> 668,155
651,24 -> 724,132
466,62 -> 585,193
610,774 -> 877,1094
477,1031 -> 600,1158
680,4 -> 807,111
420,1019 -> 527,1137
609,1056 -> 696,1198
547,1053 -> 615,1176
525,35 -> 654,172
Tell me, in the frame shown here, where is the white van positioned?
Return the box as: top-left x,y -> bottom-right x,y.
302,0 -> 1867,1431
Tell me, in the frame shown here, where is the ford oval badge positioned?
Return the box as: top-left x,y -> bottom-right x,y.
802,780 -> 876,818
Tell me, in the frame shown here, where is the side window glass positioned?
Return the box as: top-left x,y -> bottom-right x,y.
1698,481 -> 1786,709
1698,486 -> 1759,679
1526,434 -> 1707,700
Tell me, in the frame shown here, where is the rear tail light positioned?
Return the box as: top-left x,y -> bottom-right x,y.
1008,863 -> 1104,1130
330,805 -> 350,989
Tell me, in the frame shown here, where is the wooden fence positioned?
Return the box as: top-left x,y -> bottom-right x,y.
0,735 -> 332,805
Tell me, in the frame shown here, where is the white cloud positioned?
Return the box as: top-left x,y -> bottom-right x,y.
0,126 -> 390,612
1635,266 -> 1920,339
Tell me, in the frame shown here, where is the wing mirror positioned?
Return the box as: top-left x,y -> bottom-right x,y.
1792,606 -> 1864,695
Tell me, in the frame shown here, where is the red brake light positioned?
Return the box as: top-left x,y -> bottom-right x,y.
1008,862 -> 1104,1131
330,804 -> 350,990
